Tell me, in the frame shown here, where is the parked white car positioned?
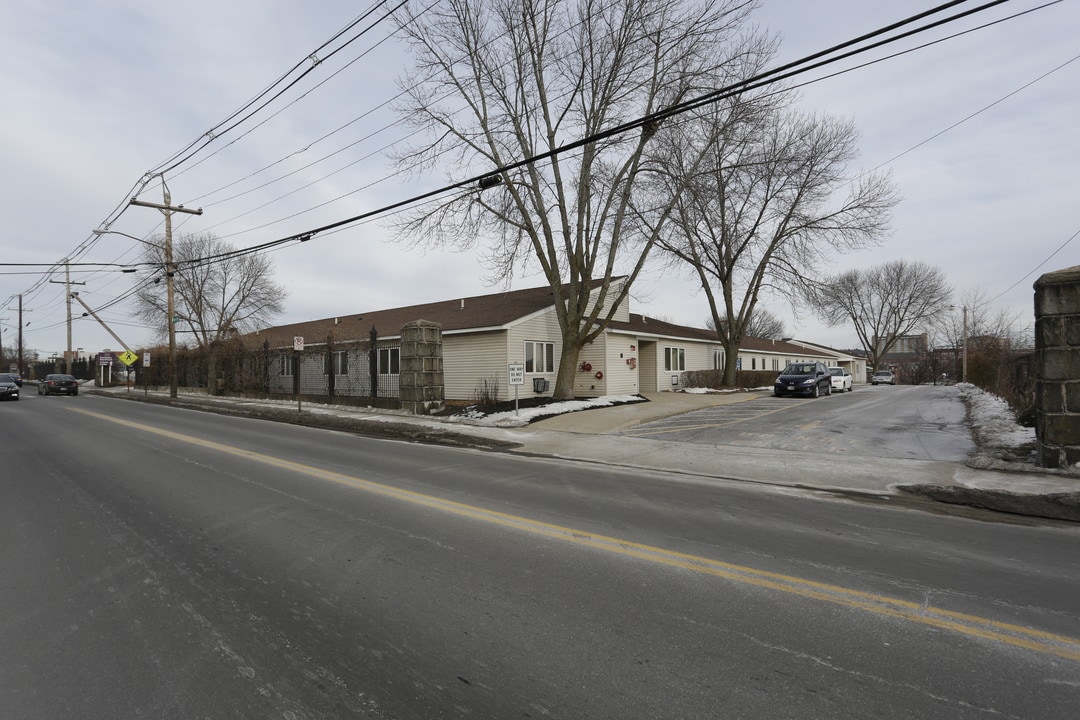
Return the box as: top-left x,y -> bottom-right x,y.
871,370 -> 896,385
828,367 -> 853,392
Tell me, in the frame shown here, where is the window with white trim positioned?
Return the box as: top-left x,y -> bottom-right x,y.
326,350 -> 348,376
378,347 -> 399,375
279,351 -> 293,376
664,347 -> 685,372
713,350 -> 725,370
524,341 -> 555,373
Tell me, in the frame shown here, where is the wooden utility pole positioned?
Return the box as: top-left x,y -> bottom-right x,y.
49,260 -> 85,374
130,181 -> 203,399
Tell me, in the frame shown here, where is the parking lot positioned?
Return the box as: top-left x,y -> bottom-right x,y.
617,384 -> 973,463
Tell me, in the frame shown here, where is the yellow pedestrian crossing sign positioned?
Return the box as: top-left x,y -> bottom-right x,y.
118,350 -> 139,366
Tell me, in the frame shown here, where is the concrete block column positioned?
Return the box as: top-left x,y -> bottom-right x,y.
1033,265 -> 1080,468
399,320 -> 444,415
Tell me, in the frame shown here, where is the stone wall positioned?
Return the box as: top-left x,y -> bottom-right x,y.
399,320 -> 444,415
1033,265 -> 1080,468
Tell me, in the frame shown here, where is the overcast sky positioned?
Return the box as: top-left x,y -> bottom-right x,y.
2,0 -> 1077,363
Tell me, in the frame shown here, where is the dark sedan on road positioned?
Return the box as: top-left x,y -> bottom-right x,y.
39,374 -> 80,396
773,362 -> 832,398
0,373 -> 19,401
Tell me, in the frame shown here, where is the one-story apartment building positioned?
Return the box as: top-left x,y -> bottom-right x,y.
246,279 -> 856,402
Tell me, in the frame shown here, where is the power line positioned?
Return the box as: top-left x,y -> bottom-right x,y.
7,0 -> 1057,335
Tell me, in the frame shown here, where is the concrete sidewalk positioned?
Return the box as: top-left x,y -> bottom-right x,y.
87,384 -> 1080,522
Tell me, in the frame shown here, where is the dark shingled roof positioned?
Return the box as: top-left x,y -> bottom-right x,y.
244,283 -> 564,348
243,280 -> 828,357
608,314 -> 822,356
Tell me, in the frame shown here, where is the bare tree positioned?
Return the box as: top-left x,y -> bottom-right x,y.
647,91 -> 898,385
930,286 -> 1032,389
706,307 -> 786,340
134,233 -> 286,349
391,0 -> 760,398
932,287 -> 1029,353
813,259 -> 952,372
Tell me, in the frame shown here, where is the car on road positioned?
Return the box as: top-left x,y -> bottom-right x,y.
0,373 -> 20,401
8,372 -> 23,386
39,374 -> 80,396
828,367 -> 853,392
871,370 -> 896,385
774,362 -> 833,398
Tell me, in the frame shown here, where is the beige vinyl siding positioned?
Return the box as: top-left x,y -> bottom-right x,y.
638,340 -> 659,392
582,279 -> 630,323
573,333 -> 607,397
443,331 -> 509,402
507,309 -> 563,398
603,331 -> 639,395
675,343 -> 710,389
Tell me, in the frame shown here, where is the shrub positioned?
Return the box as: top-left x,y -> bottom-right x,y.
681,369 -> 775,390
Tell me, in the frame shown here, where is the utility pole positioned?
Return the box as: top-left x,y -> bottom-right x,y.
130,181 -> 202,399
0,316 -> 7,371
5,295 -> 31,379
962,305 -> 968,384
70,293 -> 136,355
49,260 -> 86,374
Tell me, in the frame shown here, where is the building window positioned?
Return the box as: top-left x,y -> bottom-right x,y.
664,347 -> 685,372
378,347 -> 400,375
326,350 -> 348,376
751,358 -> 756,370
280,351 -> 293,376
525,341 -> 555,373
713,350 -> 725,370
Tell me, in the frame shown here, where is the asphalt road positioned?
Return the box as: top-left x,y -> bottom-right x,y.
2,392 -> 1078,718
620,383 -> 975,462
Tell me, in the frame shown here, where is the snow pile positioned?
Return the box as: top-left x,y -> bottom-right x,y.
444,394 -> 646,428
675,387 -> 771,395
956,383 -> 1035,450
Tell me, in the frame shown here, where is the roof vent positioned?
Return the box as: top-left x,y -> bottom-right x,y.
460,299 -> 465,310
334,317 -> 340,325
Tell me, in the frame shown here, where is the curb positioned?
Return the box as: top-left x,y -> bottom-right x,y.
899,484 -> 1080,523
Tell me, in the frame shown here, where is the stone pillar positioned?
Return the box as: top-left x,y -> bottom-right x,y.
1033,265 -> 1080,468
399,320 -> 444,415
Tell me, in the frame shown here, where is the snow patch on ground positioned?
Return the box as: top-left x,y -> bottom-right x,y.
443,395 -> 646,428
957,383 -> 1035,450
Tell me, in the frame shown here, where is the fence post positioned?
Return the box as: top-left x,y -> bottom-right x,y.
326,334 -> 335,400
1033,265 -> 1080,468
399,320 -> 444,415
369,326 -> 378,402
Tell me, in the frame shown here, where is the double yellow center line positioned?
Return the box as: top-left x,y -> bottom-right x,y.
73,407 -> 1080,662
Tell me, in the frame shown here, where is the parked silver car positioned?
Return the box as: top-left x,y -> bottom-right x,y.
871,370 -> 896,385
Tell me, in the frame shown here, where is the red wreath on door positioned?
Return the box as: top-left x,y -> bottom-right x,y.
594,370 -> 604,379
